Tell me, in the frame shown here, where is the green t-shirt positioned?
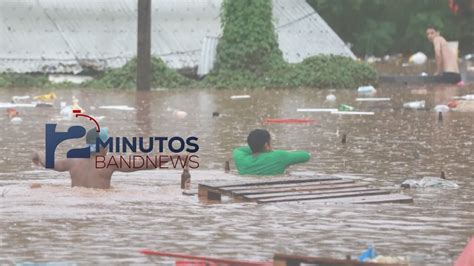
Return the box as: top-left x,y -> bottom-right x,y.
232,146 -> 310,175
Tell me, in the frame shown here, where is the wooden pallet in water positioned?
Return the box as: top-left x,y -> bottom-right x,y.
198,177 -> 413,204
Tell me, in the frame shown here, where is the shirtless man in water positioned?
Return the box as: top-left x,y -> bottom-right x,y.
426,26 -> 462,84
32,128 -> 169,189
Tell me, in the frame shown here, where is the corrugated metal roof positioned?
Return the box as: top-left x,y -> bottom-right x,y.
273,0 -> 355,62
0,0 -> 353,74
197,36 -> 219,77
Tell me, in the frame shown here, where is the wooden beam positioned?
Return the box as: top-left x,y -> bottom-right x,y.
232,182 -> 367,196
241,187 -> 378,200
224,179 -> 353,191
217,177 -> 341,188
137,0 -> 151,91
256,190 -> 390,203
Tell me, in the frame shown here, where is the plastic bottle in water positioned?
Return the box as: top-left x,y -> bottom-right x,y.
357,85 -> 376,94
338,104 -> 354,111
181,166 -> 191,190
403,100 -> 425,109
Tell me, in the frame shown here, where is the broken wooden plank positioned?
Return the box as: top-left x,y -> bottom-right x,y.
198,184 -> 225,202
310,193 -> 414,204
241,187 -> 379,200
232,182 -> 368,196
223,179 -> 354,192
256,190 -> 390,203
216,177 -> 341,188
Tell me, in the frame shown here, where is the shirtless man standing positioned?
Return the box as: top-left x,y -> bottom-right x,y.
426,26 -> 462,84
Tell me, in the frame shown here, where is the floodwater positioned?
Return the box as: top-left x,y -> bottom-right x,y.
1,84 -> 473,265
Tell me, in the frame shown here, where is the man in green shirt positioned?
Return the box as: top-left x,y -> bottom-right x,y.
232,129 -> 310,175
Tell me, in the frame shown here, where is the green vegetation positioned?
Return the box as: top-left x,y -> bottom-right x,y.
85,57 -> 193,89
0,73 -> 50,88
307,0 -> 474,56
205,0 -> 376,88
1,0 -> 379,89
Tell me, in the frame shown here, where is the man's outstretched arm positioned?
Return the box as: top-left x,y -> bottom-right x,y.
32,151 -> 70,172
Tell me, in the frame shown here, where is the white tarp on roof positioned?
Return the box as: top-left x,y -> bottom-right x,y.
0,0 -> 354,74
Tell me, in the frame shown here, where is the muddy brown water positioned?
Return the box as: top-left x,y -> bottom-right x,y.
0,84 -> 473,265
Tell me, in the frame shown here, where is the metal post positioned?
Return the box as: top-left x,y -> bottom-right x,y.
137,0 -> 151,91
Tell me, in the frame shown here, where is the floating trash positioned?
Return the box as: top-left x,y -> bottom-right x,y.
452,100 -> 474,112
331,111 -> 374,115
338,104 -> 354,111
357,85 -> 376,94
409,51 -> 427,65
264,118 -> 316,124
98,105 -> 135,111
33,92 -> 56,102
12,95 -> 30,102
35,102 -> 54,108
359,245 -> 376,262
325,94 -> 336,101
297,108 -> 338,113
10,117 -> 23,123
48,74 -> 92,84
356,98 -> 390,102
173,110 -> 188,119
6,107 -> 19,118
401,176 -> 458,189
434,105 -> 450,113
420,72 -> 428,76
61,99 -> 84,119
403,100 -> 425,109
230,95 -> 251,100
453,94 -> 474,100
0,102 -> 36,108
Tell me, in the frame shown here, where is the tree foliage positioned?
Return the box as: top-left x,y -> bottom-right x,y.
206,0 -> 377,88
308,0 -> 474,56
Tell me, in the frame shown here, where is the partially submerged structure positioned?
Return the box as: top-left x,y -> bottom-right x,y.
0,0 -> 354,75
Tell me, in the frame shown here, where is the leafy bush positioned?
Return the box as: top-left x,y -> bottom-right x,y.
214,0 -> 285,74
308,0 -> 474,56
0,73 -> 49,88
85,57 -> 193,89
205,0 -> 377,88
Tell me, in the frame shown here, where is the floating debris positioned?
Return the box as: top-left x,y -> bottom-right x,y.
409,52 -> 427,65
453,94 -> 474,100
12,95 -> 30,102
297,108 -> 338,113
434,105 -> 449,113
230,95 -> 251,100
33,92 -> 56,102
325,94 -> 336,101
173,110 -> 188,119
356,98 -> 390,102
357,85 -> 376,94
264,118 -> 316,124
48,74 -> 93,84
401,176 -> 458,189
338,104 -> 355,111
98,105 -> 135,111
403,100 -> 425,109
331,111 -> 375,115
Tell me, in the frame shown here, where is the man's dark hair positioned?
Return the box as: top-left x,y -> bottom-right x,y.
86,128 -> 99,144
426,25 -> 439,31
247,129 -> 270,153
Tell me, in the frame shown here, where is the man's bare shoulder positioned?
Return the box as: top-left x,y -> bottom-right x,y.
433,36 -> 447,44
